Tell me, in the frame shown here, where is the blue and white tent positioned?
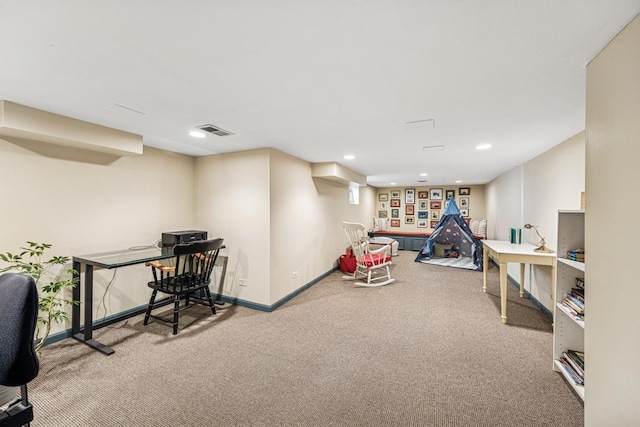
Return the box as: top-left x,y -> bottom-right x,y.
414,199 -> 483,270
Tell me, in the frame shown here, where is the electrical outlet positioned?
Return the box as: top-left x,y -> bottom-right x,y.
239,279 -> 247,287
292,271 -> 298,279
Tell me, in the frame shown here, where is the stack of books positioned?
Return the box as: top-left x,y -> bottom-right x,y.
567,248 -> 585,262
559,350 -> 584,385
561,286 -> 584,319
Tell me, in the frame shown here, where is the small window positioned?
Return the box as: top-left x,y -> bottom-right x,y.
348,182 -> 360,205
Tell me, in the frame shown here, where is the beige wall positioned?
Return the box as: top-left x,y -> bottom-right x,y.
195,148 -> 374,307
194,149 -> 272,305
585,15 -> 640,425
269,150 -> 374,304
0,139 -> 196,335
374,185 -> 486,232
485,133 -> 585,310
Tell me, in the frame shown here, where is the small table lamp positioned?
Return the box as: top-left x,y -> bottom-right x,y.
524,224 -> 553,253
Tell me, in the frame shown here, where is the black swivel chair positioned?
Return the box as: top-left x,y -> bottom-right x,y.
0,273 -> 39,427
144,238 -> 224,335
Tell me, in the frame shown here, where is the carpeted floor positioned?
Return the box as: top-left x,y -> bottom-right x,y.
30,251 -> 583,426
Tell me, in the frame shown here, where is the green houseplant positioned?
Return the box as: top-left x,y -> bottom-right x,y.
0,241 -> 78,353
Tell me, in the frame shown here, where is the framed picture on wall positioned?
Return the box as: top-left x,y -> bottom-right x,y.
391,219 -> 401,227
431,211 -> 439,220
418,191 -> 428,199
417,220 -> 428,228
405,216 -> 415,224
430,188 -> 443,200
378,210 -> 388,218
430,201 -> 441,210
430,220 -> 439,228
460,208 -> 469,217
378,193 -> 389,202
405,188 -> 415,204
406,205 -> 415,215
380,202 -> 388,209
459,197 -> 469,208
459,187 -> 470,195
445,189 -> 455,200
391,190 -> 400,198
391,209 -> 399,218
418,211 -> 429,219
419,200 -> 428,210
390,199 -> 401,207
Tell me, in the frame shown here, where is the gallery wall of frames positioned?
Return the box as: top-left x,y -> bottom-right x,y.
375,185 -> 485,232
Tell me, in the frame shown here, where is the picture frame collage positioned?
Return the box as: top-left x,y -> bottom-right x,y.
378,187 -> 471,229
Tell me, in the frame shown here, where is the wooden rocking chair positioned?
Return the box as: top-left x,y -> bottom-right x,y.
341,221 -> 395,287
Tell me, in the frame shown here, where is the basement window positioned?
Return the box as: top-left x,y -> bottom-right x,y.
349,182 -> 360,205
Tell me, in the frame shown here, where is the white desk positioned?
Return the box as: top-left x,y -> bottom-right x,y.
482,240 -> 557,324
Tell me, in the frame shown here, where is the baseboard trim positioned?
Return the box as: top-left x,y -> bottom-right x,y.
44,267 -> 339,346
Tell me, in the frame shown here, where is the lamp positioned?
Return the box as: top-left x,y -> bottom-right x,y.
523,224 -> 553,253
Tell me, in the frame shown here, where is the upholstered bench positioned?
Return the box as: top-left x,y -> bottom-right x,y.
369,236 -> 400,256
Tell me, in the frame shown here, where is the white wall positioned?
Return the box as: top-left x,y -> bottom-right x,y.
0,140 -> 196,334
485,133 -> 585,309
585,14 -> 640,425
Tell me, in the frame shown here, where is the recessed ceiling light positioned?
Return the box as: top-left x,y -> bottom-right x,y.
419,173 -> 428,177
343,154 -> 355,160
189,130 -> 206,138
455,180 -> 463,183
390,182 -> 396,186
476,144 -> 492,150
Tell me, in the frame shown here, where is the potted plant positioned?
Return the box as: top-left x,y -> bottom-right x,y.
0,241 -> 78,353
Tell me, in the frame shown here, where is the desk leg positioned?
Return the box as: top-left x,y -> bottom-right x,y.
551,257 -> 557,326
72,260 -> 81,336
71,264 -> 115,355
519,263 -> 525,298
500,262 -> 508,324
482,248 -> 488,293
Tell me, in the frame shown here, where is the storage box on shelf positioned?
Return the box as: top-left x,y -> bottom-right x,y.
553,210 -> 585,400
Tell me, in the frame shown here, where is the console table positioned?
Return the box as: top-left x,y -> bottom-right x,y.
482,240 -> 557,324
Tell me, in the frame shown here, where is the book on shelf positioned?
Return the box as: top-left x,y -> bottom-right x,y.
567,350 -> 585,370
560,282 -> 585,318
567,249 -> 585,262
563,351 -> 584,376
566,293 -> 584,309
570,288 -> 584,304
559,352 -> 584,385
562,297 -> 584,316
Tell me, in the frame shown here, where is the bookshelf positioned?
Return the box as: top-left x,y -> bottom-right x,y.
553,210 -> 585,400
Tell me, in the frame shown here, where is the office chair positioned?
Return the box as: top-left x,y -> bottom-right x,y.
144,238 -> 224,335
0,273 -> 40,427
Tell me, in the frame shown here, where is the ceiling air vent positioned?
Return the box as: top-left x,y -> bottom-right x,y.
197,124 -> 234,137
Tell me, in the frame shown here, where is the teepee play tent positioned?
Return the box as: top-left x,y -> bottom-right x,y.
414,199 -> 484,270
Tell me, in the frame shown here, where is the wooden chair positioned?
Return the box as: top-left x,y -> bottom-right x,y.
341,222 -> 395,287
144,238 -> 224,335
0,273 -> 39,427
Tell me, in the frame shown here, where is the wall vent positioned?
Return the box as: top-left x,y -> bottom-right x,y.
197,124 -> 234,137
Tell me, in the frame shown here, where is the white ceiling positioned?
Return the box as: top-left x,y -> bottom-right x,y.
1,1 -> 639,187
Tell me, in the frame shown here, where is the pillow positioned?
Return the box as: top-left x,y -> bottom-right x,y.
433,243 -> 453,258
469,219 -> 487,238
373,217 -> 389,231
